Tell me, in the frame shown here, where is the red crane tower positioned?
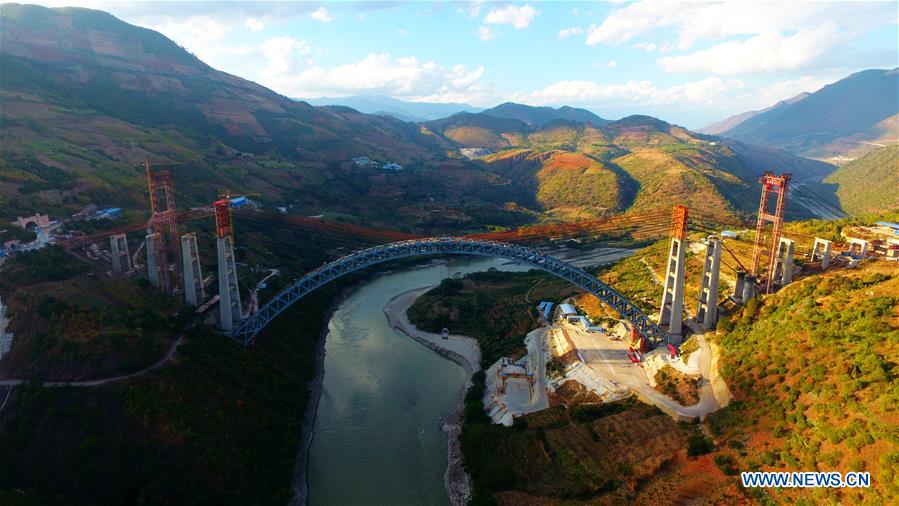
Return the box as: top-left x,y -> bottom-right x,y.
750,171 -> 791,294
145,160 -> 182,294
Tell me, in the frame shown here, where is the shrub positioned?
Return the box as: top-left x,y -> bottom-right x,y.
687,434 -> 715,456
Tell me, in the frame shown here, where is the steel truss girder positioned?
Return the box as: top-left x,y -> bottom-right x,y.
230,237 -> 668,346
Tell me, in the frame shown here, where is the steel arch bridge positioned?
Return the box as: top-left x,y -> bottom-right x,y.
230,237 -> 668,346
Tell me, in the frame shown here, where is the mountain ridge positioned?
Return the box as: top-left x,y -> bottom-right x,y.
712,68 -> 899,160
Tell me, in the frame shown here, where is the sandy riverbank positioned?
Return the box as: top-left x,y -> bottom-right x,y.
384,286 -> 481,506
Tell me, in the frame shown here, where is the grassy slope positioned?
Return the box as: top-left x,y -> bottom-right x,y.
0,246 -> 190,380
710,262 -> 899,504
824,145 -> 899,215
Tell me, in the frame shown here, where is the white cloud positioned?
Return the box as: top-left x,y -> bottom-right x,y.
252,51 -> 493,105
632,42 -> 656,52
478,26 -> 496,41
585,0 -> 894,75
459,1 -> 483,18
607,60 -> 618,69
484,4 -> 538,29
245,17 -> 264,32
558,27 -> 584,39
657,22 -> 843,74
309,6 -> 333,23
510,77 -> 744,108
259,37 -> 312,78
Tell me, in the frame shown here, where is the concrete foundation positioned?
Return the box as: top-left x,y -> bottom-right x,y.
145,232 -> 162,288
659,237 -> 686,339
110,233 -> 131,274
697,235 -> 722,329
772,238 -> 795,287
217,235 -> 242,332
811,238 -> 832,269
181,233 -> 204,307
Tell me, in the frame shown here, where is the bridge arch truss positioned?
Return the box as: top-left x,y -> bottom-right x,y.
230,237 -> 667,346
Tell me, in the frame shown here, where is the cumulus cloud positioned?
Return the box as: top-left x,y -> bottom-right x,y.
478,26 -> 496,41
586,1 -> 894,74
252,49 -> 493,104
309,6 -> 333,23
510,77 -> 744,108
558,27 -> 584,39
657,22 -> 843,74
245,17 -> 264,32
484,4 -> 538,29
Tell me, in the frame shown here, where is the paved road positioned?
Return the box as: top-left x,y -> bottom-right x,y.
565,319 -> 720,420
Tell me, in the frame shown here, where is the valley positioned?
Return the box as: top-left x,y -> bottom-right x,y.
0,3 -> 897,506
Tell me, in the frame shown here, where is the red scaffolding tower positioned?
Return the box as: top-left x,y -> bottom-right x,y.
146,160 -> 181,294
750,172 -> 791,294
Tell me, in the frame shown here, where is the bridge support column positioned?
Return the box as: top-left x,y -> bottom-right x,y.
181,233 -> 204,307
811,238 -> 832,269
145,232 -> 162,288
742,274 -> 756,302
772,238 -> 795,287
659,237 -> 686,341
848,238 -> 868,259
110,233 -> 131,274
217,235 -> 242,332
732,271 -> 746,304
697,235 -> 722,329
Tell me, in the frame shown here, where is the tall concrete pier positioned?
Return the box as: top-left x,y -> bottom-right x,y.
217,235 -> 241,332
110,233 -> 131,274
696,235 -> 722,329
659,206 -> 688,341
215,200 -> 242,332
145,232 -> 162,288
181,233 -> 205,307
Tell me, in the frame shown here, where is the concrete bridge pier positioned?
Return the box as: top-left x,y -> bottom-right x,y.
697,235 -> 722,329
217,235 -> 242,332
181,233 -> 205,307
811,238 -> 832,269
741,275 -> 756,302
772,238 -> 795,287
145,232 -> 162,288
659,236 -> 686,342
732,271 -> 746,304
110,233 -> 131,274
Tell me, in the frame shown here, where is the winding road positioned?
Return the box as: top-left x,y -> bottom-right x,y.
0,327 -> 189,388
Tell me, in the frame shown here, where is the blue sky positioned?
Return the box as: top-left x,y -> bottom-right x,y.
29,1 -> 899,128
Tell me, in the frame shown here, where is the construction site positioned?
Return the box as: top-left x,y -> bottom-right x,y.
4,164 -> 894,411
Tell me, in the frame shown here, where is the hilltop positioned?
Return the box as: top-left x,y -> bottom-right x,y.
299,95 -> 482,122
425,112 -> 837,220
480,102 -> 610,128
711,68 -> 899,161
0,4 -> 527,231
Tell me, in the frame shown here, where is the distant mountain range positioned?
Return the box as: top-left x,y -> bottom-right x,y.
421,112 -> 835,220
4,3 -> 896,227
700,92 -> 810,136
704,68 -> 899,161
479,102 -> 609,128
299,95 -> 482,122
